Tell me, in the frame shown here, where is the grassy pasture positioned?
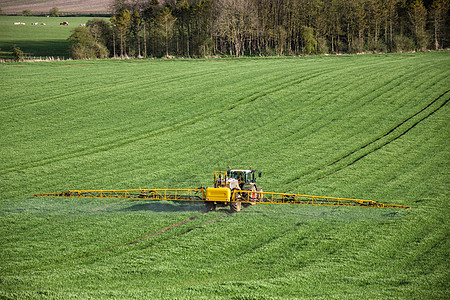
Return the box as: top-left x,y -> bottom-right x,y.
0,53 -> 449,298
0,16 -> 103,59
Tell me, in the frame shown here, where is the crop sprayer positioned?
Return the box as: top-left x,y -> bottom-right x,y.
34,168 -> 410,212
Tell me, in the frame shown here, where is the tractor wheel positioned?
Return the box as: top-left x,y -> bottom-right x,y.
256,187 -> 263,201
243,185 -> 259,207
242,202 -> 251,208
205,201 -> 216,212
230,201 -> 241,213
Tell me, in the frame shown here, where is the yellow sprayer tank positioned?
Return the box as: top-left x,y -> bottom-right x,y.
205,187 -> 231,202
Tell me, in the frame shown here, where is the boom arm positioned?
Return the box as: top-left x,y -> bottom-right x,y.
234,190 -> 410,209
34,188 -> 205,201
34,188 -> 410,209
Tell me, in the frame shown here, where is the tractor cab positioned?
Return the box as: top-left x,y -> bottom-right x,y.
227,169 -> 261,189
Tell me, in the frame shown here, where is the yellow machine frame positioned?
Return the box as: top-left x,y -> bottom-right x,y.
214,171 -> 228,187
34,171 -> 410,209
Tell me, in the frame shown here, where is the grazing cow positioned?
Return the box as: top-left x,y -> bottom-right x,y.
41,23 -> 46,25
32,22 -> 38,25
79,23 -> 86,26
60,21 -> 69,26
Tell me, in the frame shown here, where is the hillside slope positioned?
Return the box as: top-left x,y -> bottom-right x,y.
0,0 -> 109,14
0,53 -> 449,298
0,16 -> 105,59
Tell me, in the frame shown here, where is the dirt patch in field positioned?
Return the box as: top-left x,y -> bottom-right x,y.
1,0 -> 110,14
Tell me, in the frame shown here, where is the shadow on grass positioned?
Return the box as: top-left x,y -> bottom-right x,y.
0,40 -> 69,59
123,201 -> 204,213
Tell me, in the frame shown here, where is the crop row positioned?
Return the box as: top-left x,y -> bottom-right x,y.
1,52 -> 449,298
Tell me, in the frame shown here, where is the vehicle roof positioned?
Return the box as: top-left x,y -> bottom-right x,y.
230,169 -> 253,173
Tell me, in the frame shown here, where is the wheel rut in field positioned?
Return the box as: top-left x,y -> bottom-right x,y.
6,60 -> 393,176
327,89 -> 450,168
119,214 -> 202,248
1,67 -> 332,175
119,211 -> 231,250
106,212 -> 230,253
139,213 -> 230,250
282,89 -> 450,190
1,67 -> 224,111
26,210 -> 231,272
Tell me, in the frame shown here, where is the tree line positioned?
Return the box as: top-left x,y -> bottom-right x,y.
69,0 -> 449,59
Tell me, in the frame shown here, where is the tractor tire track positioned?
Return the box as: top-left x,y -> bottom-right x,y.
140,214 -> 230,250
3,57 -> 413,176
4,58 -> 397,176
119,214 -> 202,248
95,209 -> 231,255
242,58 -> 423,168
335,96 -> 448,167
283,89 -> 449,189
326,89 -> 450,168
268,63 -> 425,189
1,67 -> 226,111
18,212 -> 232,271
3,210 -> 232,277
286,60 -> 439,147
7,213 -> 206,274
0,67 -> 331,175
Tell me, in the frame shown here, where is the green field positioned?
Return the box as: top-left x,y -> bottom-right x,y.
0,16 -> 103,59
1,53 -> 449,298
